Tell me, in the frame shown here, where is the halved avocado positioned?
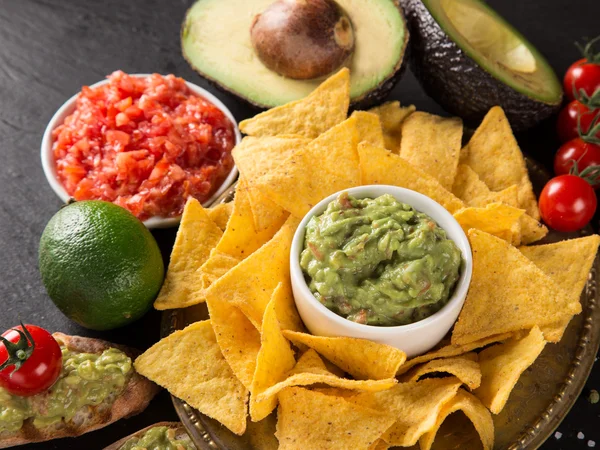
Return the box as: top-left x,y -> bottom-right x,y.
181,0 -> 409,109
402,0 -> 563,131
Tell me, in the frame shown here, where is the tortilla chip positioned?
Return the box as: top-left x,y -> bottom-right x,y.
232,136 -> 310,230
400,354 -> 482,390
520,235 -> 599,297
154,198 -> 223,310
452,164 -> 520,209
206,297 -> 261,389
452,164 -> 534,227
368,440 -> 390,450
263,363 -> 396,398
247,415 -> 279,450
282,330 -> 406,380
396,333 -> 513,376
473,186 -> 520,209
321,360 -> 348,378
250,294 -> 297,422
419,389 -> 494,450
400,112 -> 463,190
232,136 -> 311,180
460,106 -> 539,219
452,164 -> 493,203
254,116 -> 361,218
519,214 -> 549,245
207,202 -> 234,231
520,235 -> 600,341
276,134 -> 311,139
134,321 -> 248,435
368,101 -> 416,152
540,321 -> 570,344
358,142 -> 464,213
288,344 -> 346,378
276,387 -> 395,450
351,110 -> 385,148
271,282 -> 304,333
239,68 -> 349,138
198,249 -> 241,290
350,378 -> 462,446
311,386 -> 360,399
291,348 -> 331,375
206,215 -> 299,329
216,177 -> 287,259
474,327 -> 546,414
451,229 -> 578,346
289,348 -> 346,378
247,185 -> 291,233
257,350 -> 396,406
453,202 -> 525,244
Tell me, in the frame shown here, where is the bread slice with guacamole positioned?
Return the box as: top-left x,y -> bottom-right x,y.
104,422 -> 195,450
0,333 -> 160,448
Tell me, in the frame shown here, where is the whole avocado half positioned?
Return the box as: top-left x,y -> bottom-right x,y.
181,0 -> 409,110
402,0 -> 563,131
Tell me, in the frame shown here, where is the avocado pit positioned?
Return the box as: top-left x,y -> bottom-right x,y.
250,0 -> 355,80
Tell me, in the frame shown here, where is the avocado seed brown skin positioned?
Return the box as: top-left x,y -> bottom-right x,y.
251,0 -> 355,80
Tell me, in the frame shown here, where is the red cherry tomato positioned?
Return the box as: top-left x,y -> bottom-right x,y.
0,324 -> 62,396
554,138 -> 600,186
539,175 -> 597,232
564,58 -> 600,102
556,101 -> 600,143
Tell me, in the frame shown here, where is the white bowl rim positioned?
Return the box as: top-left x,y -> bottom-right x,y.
40,73 -> 241,229
290,185 -> 473,334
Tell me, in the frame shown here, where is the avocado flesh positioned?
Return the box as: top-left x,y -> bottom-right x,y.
182,0 -> 407,108
444,0 -> 536,73
436,0 -> 561,105
402,0 -> 562,130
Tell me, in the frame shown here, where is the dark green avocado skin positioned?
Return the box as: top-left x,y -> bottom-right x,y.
401,0 -> 561,131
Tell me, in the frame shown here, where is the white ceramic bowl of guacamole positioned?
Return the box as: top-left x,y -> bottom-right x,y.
289,185 -> 472,358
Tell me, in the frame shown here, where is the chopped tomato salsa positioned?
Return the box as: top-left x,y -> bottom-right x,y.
52,71 -> 235,220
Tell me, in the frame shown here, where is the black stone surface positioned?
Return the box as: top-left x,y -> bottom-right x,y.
0,0 -> 598,449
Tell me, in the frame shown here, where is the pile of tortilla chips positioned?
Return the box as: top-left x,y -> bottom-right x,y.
134,68 -> 600,450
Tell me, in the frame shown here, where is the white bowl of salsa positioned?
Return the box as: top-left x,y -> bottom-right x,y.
289,185 -> 473,358
41,72 -> 241,228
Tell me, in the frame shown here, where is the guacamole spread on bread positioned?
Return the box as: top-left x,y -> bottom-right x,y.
0,344 -> 131,433
120,426 -> 195,450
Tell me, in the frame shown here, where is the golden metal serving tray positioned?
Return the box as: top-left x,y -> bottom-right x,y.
161,160 -> 600,450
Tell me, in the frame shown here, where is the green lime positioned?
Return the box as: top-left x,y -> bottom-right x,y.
39,201 -> 165,330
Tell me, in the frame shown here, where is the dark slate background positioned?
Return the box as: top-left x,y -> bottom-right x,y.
0,0 -> 598,448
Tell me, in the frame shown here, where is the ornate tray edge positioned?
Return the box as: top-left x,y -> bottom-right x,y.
507,253 -> 600,450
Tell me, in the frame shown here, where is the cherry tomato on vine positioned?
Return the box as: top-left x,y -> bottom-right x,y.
0,323 -> 62,396
556,101 -> 600,143
564,36 -> 600,101
554,138 -> 600,186
564,59 -> 600,102
539,175 -> 597,232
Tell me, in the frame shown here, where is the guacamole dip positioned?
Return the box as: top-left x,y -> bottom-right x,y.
0,343 -> 132,433
120,426 -> 195,450
300,192 -> 462,326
